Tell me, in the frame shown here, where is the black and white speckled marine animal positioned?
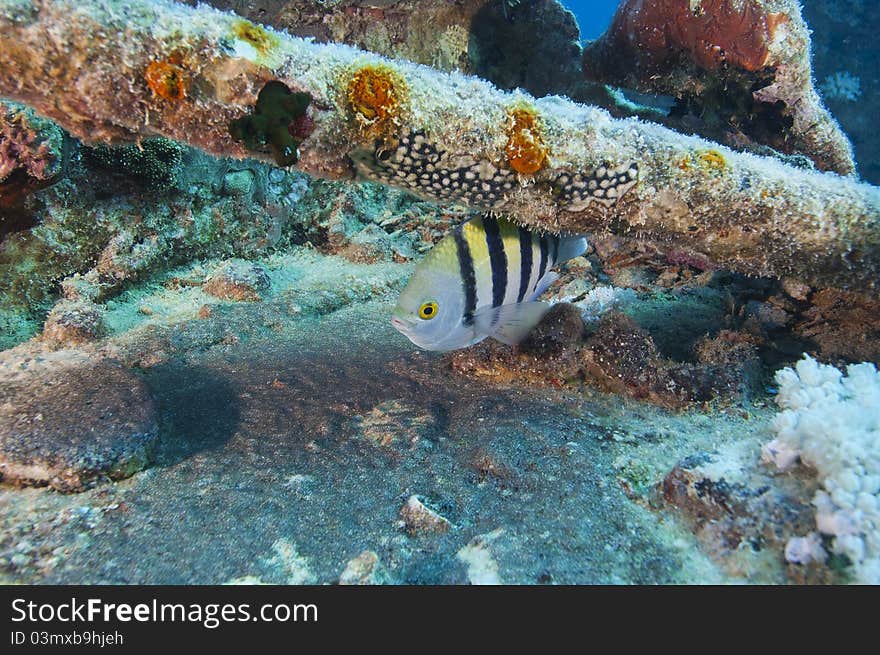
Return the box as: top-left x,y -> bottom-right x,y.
352,129 -> 639,213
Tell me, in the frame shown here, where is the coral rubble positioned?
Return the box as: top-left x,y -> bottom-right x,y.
450,304 -> 762,408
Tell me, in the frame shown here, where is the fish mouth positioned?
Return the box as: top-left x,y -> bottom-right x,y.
390,316 -> 410,332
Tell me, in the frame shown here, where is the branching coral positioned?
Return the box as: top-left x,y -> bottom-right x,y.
763,356 -> 880,583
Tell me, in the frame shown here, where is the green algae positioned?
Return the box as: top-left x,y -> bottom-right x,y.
229,81 -> 311,167
0,307 -> 39,350
82,137 -> 184,189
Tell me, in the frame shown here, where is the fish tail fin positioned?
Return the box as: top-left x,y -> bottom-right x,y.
556,235 -> 588,264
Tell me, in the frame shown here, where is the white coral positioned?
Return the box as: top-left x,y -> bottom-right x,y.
785,532 -> 827,565
764,355 -> 880,583
570,285 -> 636,321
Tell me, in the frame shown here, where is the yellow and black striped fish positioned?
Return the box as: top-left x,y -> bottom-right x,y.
391,213 -> 587,351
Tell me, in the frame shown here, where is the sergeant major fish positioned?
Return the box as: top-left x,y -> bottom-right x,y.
391,213 -> 587,351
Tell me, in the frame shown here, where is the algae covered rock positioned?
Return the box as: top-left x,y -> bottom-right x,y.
0,355 -> 158,492
204,259 -> 271,301
41,300 -> 106,347
661,444 -> 828,582
582,0 -> 855,175
450,305 -> 762,407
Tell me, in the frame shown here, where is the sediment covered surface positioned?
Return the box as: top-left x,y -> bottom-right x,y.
0,255 -> 782,584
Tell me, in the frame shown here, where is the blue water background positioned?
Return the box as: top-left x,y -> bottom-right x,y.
561,0 -> 619,40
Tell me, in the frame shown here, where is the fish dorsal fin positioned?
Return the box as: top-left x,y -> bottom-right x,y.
528,271 -> 559,301
473,302 -> 551,346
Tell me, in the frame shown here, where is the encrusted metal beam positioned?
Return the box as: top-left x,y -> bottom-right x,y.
0,0 -> 878,293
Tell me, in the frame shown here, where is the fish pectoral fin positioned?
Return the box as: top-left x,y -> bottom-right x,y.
473,302 -> 551,346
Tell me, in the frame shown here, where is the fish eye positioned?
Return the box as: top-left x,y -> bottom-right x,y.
418,301 -> 439,320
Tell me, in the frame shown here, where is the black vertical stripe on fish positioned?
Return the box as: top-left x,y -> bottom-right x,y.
483,215 -> 507,310
454,228 -> 477,326
517,226 -> 532,303
550,234 -> 559,266
537,234 -> 549,281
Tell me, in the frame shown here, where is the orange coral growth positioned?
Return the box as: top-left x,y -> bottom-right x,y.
697,149 -> 727,171
588,0 -> 787,75
346,65 -> 406,135
505,107 -> 549,175
677,149 -> 728,173
145,55 -> 188,102
231,18 -> 279,55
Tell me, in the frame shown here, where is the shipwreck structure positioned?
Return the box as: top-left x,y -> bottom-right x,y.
0,0 -> 877,292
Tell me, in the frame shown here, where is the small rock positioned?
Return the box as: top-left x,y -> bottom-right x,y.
456,529 -> 504,585
59,273 -> 100,303
263,538 -> 317,585
338,550 -> 392,585
203,259 -> 270,302
0,359 -> 158,492
42,300 -> 106,346
742,300 -> 791,332
399,495 -> 452,535
222,169 -> 255,197
781,277 -> 811,301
